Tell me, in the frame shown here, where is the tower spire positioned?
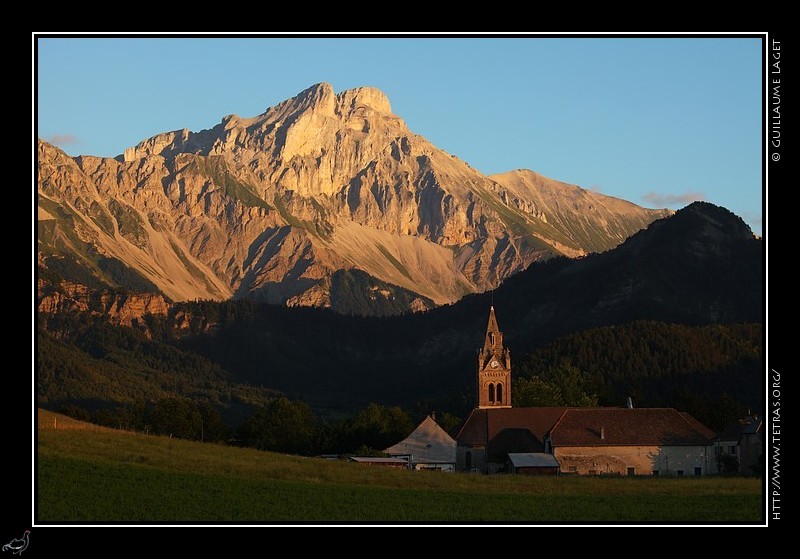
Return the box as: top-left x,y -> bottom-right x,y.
484,305 -> 502,352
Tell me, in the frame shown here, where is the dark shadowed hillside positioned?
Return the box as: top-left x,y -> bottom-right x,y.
38,202 -> 763,425
154,203 -> 766,410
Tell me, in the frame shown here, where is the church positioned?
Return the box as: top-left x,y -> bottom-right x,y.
449,307 -> 720,476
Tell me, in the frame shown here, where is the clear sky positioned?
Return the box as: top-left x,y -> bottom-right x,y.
36,35 -> 763,234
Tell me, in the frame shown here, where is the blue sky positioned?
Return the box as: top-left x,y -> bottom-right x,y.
36,35 -> 763,234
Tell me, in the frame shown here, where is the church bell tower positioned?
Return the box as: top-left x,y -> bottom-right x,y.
477,306 -> 511,409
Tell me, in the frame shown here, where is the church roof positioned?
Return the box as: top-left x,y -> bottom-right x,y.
452,407 -> 570,460
384,415 -> 456,464
453,407 -> 571,446
549,408 -> 716,447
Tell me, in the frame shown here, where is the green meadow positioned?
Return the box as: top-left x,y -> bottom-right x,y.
37,410 -> 762,524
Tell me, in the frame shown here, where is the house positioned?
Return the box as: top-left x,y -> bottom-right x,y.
384,415 -> 457,471
507,453 -> 560,475
452,306 -> 719,476
547,408 -> 718,476
715,415 -> 763,474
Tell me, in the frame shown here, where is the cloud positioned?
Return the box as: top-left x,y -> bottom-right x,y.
46,134 -> 78,146
641,191 -> 706,207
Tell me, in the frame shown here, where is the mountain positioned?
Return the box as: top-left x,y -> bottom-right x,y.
489,201 -> 762,337
37,83 -> 670,313
38,201 -> 763,421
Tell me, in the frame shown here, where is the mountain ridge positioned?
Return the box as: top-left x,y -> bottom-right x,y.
37,82 -> 671,312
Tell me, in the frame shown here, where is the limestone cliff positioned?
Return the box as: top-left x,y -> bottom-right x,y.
37,83 -> 671,312
37,280 -> 170,327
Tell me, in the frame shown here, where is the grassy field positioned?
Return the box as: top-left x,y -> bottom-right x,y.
37,410 -> 763,524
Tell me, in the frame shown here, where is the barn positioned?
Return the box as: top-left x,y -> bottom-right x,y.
384,415 -> 456,471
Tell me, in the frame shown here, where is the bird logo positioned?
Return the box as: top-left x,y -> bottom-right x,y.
2,531 -> 29,555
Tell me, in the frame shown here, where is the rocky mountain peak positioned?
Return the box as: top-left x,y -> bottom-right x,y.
38,83 -> 675,315
336,86 -> 392,114
288,82 -> 337,117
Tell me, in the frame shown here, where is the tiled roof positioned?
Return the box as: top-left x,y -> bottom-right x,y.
452,407 -> 571,448
679,412 -> 717,440
487,407 -> 569,443
451,408 -> 489,447
452,407 -> 571,460
549,408 -> 716,446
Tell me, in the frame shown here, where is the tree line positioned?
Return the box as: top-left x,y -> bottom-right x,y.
38,304 -> 761,440
57,398 -> 439,457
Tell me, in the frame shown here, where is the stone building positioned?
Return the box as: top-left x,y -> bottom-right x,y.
547,408 -> 717,476
452,307 -> 718,475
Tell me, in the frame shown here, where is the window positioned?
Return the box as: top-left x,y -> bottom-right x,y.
677,470 -> 684,476
694,467 -> 702,476
627,467 -> 635,476
496,383 -> 503,404
729,445 -> 737,455
652,470 -> 659,476
488,383 -> 495,403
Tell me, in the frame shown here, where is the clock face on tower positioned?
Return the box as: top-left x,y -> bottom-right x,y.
490,360 -> 499,369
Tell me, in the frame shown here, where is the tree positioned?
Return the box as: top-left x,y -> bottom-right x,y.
549,362 -> 599,407
238,397 -> 316,455
513,377 -> 564,407
433,412 -> 462,434
149,398 -> 202,440
513,364 -> 599,408
197,402 -> 229,443
340,403 -> 414,453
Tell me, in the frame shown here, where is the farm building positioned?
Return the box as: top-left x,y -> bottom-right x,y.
547,408 -> 718,476
384,415 -> 456,471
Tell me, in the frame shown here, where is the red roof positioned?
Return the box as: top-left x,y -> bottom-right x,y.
549,408 -> 716,447
452,407 -> 571,461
